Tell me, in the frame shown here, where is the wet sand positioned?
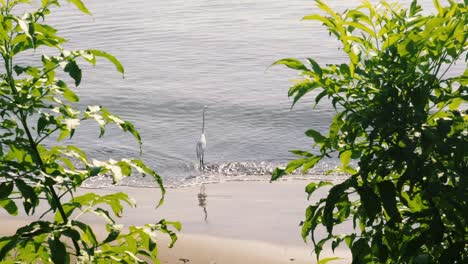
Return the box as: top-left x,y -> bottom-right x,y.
0,181 -> 351,263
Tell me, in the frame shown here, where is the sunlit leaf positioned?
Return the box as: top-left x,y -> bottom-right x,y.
340,150 -> 352,166
0,199 -> 18,215
271,58 -> 308,71
89,49 -> 124,74
66,0 -> 91,15
318,257 -> 342,264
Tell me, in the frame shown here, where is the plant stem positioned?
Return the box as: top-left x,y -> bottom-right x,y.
4,52 -> 82,256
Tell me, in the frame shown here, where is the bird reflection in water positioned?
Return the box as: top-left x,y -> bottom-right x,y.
198,184 -> 208,222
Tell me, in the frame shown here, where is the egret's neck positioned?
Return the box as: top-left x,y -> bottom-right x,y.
202,109 -> 205,133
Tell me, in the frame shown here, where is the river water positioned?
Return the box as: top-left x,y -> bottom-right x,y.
17,0 -> 459,187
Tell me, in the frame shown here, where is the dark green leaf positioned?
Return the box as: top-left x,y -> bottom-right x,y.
48,238 -> 69,264
102,225 -> 121,244
62,228 -> 81,242
271,168 -> 286,181
305,129 -> 326,144
357,186 -> 381,224
0,182 -> 14,199
63,60 -> 82,86
351,238 -> 371,262
15,179 -> 38,215
324,177 -> 355,234
88,166 -> 102,176
307,58 -> 323,77
377,181 -> 401,222
122,121 -> 141,145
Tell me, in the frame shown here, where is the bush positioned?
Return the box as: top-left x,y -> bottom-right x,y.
0,1 -> 179,263
272,1 -> 467,263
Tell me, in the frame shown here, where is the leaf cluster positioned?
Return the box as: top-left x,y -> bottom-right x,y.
0,1 -> 177,263
273,1 -> 467,263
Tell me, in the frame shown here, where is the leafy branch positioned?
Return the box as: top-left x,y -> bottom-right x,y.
273,1 -> 467,263
0,1 -> 178,263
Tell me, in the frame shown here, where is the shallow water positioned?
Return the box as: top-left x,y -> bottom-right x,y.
14,1 -> 463,187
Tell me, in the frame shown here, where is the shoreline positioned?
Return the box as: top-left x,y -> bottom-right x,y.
0,180 -> 351,263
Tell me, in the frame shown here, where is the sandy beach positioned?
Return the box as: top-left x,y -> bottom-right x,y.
0,181 -> 351,263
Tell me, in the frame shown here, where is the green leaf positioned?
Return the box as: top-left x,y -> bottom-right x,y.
103,192 -> 135,216
54,203 -> 78,222
410,0 -> 420,16
345,21 -> 375,37
271,168 -> 286,181
48,238 -> 69,264
377,181 -> 401,222
307,58 -> 323,77
88,166 -> 102,176
93,208 -> 116,224
129,159 -> 165,208
15,18 -> 31,38
305,129 -> 326,144
15,179 -> 38,215
433,0 -> 443,16
271,58 -> 308,71
301,155 -> 322,173
305,181 -> 332,199
318,257 -> 342,264
290,150 -> 313,157
57,80 -> 79,102
0,199 -> 18,215
340,150 -> 352,166
102,225 -> 120,244
89,49 -> 125,74
303,14 -> 335,28
324,177 -> 355,234
122,121 -> 142,145
357,186 -> 381,224
315,0 -> 339,19
0,182 -> 14,199
66,0 -> 91,15
448,98 -> 462,110
63,60 -> 82,86
288,80 -> 321,108
329,113 -> 344,140
73,221 -> 98,246
61,228 -> 81,242
0,237 -> 18,260
167,221 -> 182,231
351,238 -> 371,262
285,158 -> 306,173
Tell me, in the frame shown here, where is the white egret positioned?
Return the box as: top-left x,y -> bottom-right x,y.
196,105 -> 207,171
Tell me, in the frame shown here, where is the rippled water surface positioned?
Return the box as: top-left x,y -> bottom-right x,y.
19,0 -> 459,187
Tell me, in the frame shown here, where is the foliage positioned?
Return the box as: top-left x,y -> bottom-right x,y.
0,0 -> 179,263
273,0 -> 467,263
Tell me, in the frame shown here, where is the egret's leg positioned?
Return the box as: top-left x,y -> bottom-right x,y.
201,154 -> 204,171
